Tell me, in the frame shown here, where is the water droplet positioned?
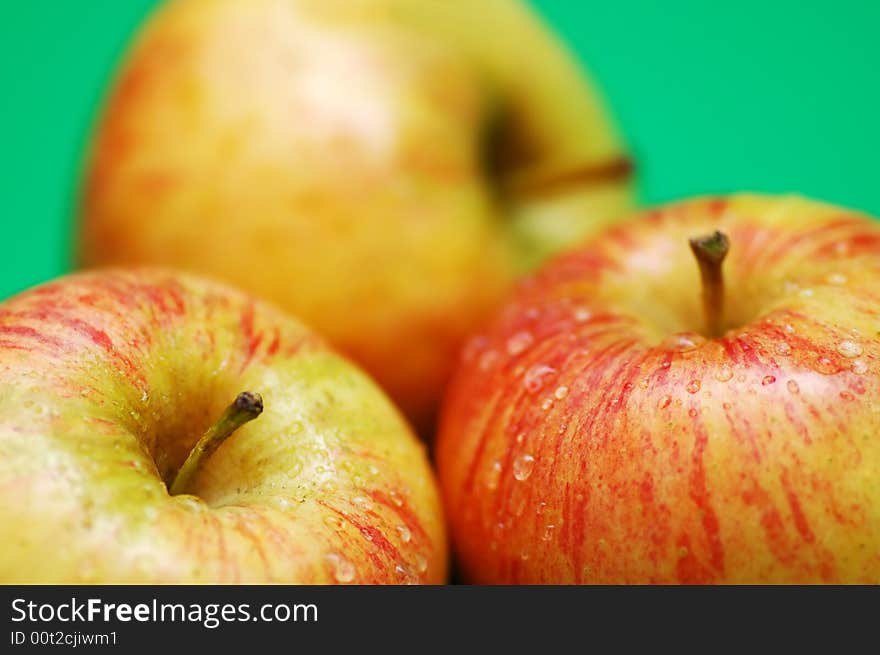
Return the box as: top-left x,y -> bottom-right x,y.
542,524 -> 556,542
667,333 -> 703,351
506,331 -> 533,356
688,408 -> 698,418
815,356 -> 838,375
686,380 -> 701,394
352,495 -> 374,511
554,385 -> 569,399
512,454 -> 535,481
722,402 -> 732,410
389,490 -> 404,507
486,460 -> 502,491
396,525 -> 412,543
415,554 -> 428,573
783,323 -> 796,334
573,307 -> 592,322
515,431 -> 526,445
839,390 -> 855,402
541,398 -> 554,410
837,340 -> 863,358
523,364 -> 556,393
762,375 -> 776,386
827,273 -> 847,285
479,349 -> 499,371
775,341 -> 792,356
714,366 -> 733,382
658,395 -> 672,409
660,361 -> 672,369
787,380 -> 800,394
852,359 -> 869,375
799,288 -> 814,298
520,550 -> 530,561
326,553 -> 356,583
536,501 -> 547,515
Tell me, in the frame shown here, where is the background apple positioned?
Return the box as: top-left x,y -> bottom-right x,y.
437,194 -> 880,583
0,269 -> 446,583
77,0 -> 634,432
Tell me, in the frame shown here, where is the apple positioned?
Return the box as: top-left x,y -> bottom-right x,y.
437,194 -> 880,583
0,269 -> 446,583
77,0 -> 634,432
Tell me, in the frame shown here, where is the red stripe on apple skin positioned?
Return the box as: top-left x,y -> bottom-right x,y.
368,489 -> 430,546
317,501 -> 405,582
688,416 -> 725,577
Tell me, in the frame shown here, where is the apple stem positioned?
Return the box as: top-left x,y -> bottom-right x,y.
168,391 -> 263,496
689,231 -> 730,338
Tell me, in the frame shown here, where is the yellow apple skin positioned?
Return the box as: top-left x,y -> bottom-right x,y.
0,269 -> 446,583
78,0 -> 634,432
438,195 -> 880,583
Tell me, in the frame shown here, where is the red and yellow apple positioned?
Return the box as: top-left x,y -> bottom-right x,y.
77,0 -> 634,431
0,269 -> 446,583
437,194 -> 880,583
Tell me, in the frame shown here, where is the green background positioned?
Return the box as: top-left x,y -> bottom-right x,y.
1,0 -> 878,301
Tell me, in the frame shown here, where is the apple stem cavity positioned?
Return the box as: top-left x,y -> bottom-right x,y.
689,230 -> 730,338
169,391 -> 264,496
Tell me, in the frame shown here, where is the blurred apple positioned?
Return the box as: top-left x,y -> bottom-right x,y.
0,269 -> 446,583
78,0 -> 634,431
438,195 -> 880,583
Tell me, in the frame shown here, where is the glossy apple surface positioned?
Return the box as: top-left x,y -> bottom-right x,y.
438,195 -> 880,583
78,0 -> 634,431
0,269 -> 446,583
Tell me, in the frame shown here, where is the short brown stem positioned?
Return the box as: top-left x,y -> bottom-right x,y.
169,391 -> 263,496
689,231 -> 730,338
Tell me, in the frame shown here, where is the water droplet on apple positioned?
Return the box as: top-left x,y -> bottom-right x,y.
787,380 -> 800,394
554,385 -> 569,399
542,524 -> 556,542
826,273 -> 847,285
352,495 -> 374,512
799,288 -> 814,298
396,525 -> 412,543
415,554 -> 428,573
839,390 -> 855,402
479,349 -> 499,371
714,366 -> 733,382
837,340 -> 862,358
660,361 -> 671,369
389,490 -> 404,507
506,331 -> 533,356
515,432 -> 526,445
520,550 -> 530,561
541,398 -> 554,410
512,454 -> 535,481
573,307 -> 591,322
486,460 -> 502,491
523,364 -> 556,393
326,553 -> 356,583
852,359 -> 869,375
536,501 -> 547,515
688,408 -> 698,418
686,380 -> 701,394
775,341 -> 792,356
762,375 -> 776,386
658,395 -> 672,409
783,323 -> 796,334
815,356 -> 839,374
